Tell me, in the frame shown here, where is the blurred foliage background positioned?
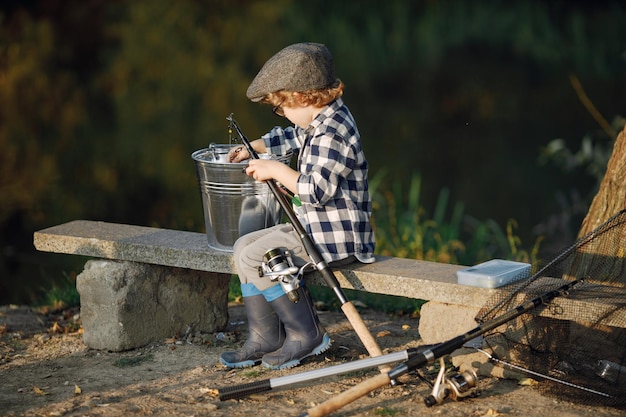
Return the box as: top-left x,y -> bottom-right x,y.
1,0 -> 624,305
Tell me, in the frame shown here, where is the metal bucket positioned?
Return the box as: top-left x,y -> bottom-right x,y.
192,143 -> 292,252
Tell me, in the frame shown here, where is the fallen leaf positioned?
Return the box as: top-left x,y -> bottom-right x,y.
49,322 -> 62,334
518,377 -> 538,386
199,387 -> 219,397
376,330 -> 391,338
402,324 -> 411,330
33,386 -> 48,395
74,384 -> 82,395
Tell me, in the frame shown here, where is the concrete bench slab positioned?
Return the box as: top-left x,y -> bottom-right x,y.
34,221 -> 484,305
34,220 -> 235,273
35,221 -> 626,355
32,221 -> 489,350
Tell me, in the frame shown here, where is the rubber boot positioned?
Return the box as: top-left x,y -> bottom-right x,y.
220,294 -> 285,368
262,286 -> 331,370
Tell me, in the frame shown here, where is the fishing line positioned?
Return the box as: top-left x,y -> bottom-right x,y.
471,346 -> 613,398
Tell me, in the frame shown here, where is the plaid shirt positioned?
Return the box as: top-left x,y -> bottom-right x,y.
262,98 -> 375,264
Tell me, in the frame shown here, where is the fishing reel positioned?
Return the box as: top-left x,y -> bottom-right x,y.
424,357 -> 479,407
258,247 -> 312,303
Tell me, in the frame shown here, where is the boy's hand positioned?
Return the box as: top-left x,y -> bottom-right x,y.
243,159 -> 281,182
242,156 -> 299,194
227,146 -> 249,163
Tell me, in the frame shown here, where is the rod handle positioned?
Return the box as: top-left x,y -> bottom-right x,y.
218,379 -> 272,401
340,301 -> 390,373
301,372 -> 391,417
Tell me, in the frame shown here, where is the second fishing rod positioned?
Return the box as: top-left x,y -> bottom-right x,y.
226,114 -> 386,366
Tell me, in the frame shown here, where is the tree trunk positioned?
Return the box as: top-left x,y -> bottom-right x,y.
567,122 -> 626,285
578,122 -> 626,237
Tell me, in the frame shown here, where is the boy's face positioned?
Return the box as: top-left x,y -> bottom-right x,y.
281,93 -> 322,129
283,105 -> 314,129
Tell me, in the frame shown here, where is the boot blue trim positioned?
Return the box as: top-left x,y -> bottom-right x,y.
219,356 -> 259,368
241,283 -> 263,297
261,284 -> 286,302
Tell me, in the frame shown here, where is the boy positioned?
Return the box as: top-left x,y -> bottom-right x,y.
220,42 -> 375,370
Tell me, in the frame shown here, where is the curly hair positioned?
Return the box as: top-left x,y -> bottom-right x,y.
262,80 -> 344,109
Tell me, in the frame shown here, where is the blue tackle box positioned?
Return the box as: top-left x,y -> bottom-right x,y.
456,259 -> 531,288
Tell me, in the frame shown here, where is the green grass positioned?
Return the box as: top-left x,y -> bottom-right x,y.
369,170 -> 541,266
374,406 -> 404,416
241,368 -> 270,378
309,285 -> 426,316
38,272 -> 80,310
228,274 -> 243,302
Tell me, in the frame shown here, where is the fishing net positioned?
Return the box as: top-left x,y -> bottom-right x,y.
476,209 -> 626,409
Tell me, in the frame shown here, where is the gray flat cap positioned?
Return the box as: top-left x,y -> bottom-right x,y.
246,42 -> 339,102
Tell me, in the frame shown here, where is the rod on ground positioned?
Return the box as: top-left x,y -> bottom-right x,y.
218,348 -> 424,401
298,280 -> 581,417
226,115 -> 386,366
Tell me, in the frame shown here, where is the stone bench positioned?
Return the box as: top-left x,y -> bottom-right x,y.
34,220 -> 494,352
33,220 -> 626,365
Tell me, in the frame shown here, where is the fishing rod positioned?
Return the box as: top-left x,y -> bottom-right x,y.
218,347 -> 428,401
225,114 -> 386,366
298,279 -> 583,417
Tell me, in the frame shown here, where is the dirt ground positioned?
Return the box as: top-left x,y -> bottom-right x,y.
1,303 -> 624,417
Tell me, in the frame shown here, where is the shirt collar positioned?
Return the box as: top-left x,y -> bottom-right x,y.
307,97 -> 343,132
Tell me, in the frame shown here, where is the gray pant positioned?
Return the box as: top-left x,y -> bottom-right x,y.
233,223 -> 356,291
